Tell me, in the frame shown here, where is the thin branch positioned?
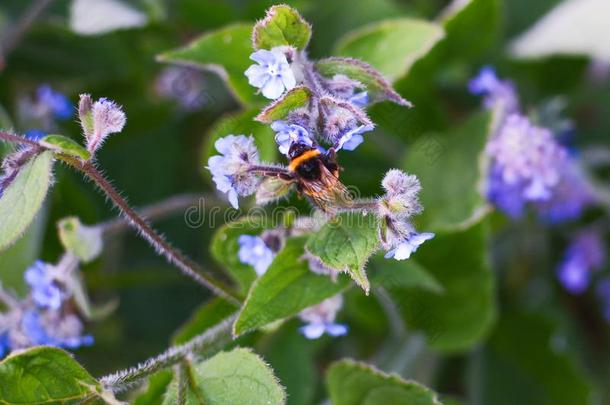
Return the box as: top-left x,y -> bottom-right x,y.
0,0 -> 55,71
57,155 -> 240,305
0,131 -> 43,148
100,312 -> 237,392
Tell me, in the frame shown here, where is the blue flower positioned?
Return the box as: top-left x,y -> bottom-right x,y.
237,235 -> 275,276
21,310 -> 93,350
24,261 -> 65,310
298,296 -> 348,340
349,91 -> 369,108
384,232 -> 435,261
37,85 -> 73,121
271,121 -> 313,155
0,333 -> 10,358
25,129 -> 46,141
207,135 -> 261,209
557,231 -> 606,294
245,49 -> 296,99
336,124 -> 374,151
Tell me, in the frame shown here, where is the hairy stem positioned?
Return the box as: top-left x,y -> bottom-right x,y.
57,155 -> 240,305
100,312 -> 237,392
0,131 -> 43,148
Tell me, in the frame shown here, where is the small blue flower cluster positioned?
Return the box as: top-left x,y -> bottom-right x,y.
470,67 -> 595,223
0,260 -> 93,358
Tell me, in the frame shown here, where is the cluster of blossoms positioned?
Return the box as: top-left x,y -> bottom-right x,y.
18,85 -> 73,140
0,257 -> 93,358
470,66 -> 596,223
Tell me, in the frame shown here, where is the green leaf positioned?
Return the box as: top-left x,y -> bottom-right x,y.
252,5 -> 312,50
404,112 -> 493,232
316,57 -> 411,106
158,23 -> 259,105
133,370 -> 173,405
202,109 -> 277,178
57,216 -> 103,263
173,298 -> 238,344
40,134 -> 91,161
370,256 -> 443,294
0,151 -> 54,252
255,86 -> 312,123
0,347 -> 101,403
306,212 -> 379,294
233,237 -> 348,336
476,312 -> 592,405
388,221 -> 496,353
326,359 -> 441,405
163,348 -> 285,405
335,19 -> 445,81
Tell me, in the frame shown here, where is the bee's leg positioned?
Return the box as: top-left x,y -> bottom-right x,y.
247,165 -> 293,181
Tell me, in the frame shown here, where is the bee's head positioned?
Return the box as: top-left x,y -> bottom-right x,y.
288,142 -> 316,160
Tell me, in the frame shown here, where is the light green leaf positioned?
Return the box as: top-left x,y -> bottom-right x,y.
326,359 -> 442,405
388,221 -> 496,353
233,237 -> 349,336
476,312 -> 593,405
510,0 -> 610,63
370,256 -> 443,294
0,347 -> 101,403
173,298 -> 238,344
306,212 -> 379,294
133,370 -> 173,405
158,23 -> 259,105
57,216 -> 103,263
404,112 -> 493,232
40,134 -> 91,161
0,151 -> 54,252
209,215 -> 270,294
163,348 -> 285,405
202,109 -> 277,178
255,86 -> 312,123
316,57 -> 411,106
252,4 -> 312,50
335,19 -> 445,81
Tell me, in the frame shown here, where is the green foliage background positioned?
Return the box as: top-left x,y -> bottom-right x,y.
1,0 -> 609,403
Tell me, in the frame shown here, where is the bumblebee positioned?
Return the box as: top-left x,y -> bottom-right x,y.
285,143 -> 353,213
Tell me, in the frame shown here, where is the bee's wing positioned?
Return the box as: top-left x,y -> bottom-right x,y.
300,165 -> 354,213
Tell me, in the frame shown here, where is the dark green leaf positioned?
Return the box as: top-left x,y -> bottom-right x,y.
316,57 -> 411,106
158,23 -> 259,105
335,19 -> 445,81
163,348 -> 285,404
306,212 -> 380,294
234,237 -> 348,336
255,86 -> 312,123
0,347 -> 101,403
252,5 -> 312,50
133,370 -> 174,405
388,221 -> 496,352
0,151 -> 54,252
326,359 -> 441,405
404,112 -> 493,232
370,256 -> 443,294
40,134 -> 91,161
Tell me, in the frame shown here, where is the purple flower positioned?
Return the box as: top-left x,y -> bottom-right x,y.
237,235 -> 275,276
557,231 -> 606,294
336,124 -> 374,151
24,261 -> 65,310
299,295 -> 348,340
384,232 -> 435,261
245,49 -> 296,99
37,85 -> 73,121
207,135 -> 261,209
469,66 -> 519,114
271,121 -> 313,155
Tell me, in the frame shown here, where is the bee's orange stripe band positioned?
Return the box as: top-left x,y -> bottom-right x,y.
289,149 -> 321,171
